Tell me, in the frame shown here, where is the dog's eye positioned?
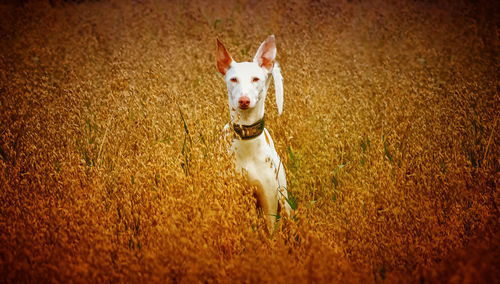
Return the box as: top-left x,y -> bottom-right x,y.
230,77 -> 238,83
252,77 -> 260,82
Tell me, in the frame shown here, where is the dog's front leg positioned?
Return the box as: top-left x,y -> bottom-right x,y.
253,180 -> 279,231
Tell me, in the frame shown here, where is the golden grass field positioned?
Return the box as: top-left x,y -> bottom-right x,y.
0,0 -> 498,282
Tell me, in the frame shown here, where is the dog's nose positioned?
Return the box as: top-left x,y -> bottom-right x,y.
238,96 -> 250,109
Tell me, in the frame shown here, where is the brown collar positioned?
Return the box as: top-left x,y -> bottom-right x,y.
232,116 -> 265,140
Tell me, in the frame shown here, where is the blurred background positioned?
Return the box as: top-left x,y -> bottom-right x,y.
0,0 -> 498,282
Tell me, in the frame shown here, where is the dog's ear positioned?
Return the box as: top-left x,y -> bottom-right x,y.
217,39 -> 233,75
253,35 -> 276,72
273,62 -> 284,115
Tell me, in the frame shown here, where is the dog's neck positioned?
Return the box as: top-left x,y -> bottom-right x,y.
232,115 -> 265,140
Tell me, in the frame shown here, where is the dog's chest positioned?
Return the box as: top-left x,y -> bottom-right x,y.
222,125 -> 286,194
233,136 -> 268,168
229,128 -> 277,172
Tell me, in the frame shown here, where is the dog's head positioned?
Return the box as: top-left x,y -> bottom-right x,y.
217,35 -> 283,122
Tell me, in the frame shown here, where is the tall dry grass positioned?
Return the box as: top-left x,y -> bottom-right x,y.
0,0 -> 498,282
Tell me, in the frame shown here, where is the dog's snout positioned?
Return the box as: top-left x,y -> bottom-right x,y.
238,96 -> 250,109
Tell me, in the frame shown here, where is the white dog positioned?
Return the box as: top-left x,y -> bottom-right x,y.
217,35 -> 292,230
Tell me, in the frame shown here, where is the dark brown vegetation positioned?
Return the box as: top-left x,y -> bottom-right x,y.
0,0 -> 498,282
